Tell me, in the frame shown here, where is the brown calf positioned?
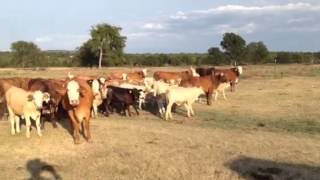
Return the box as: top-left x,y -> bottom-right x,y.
180,72 -> 227,105
154,68 -> 198,83
214,66 -> 243,92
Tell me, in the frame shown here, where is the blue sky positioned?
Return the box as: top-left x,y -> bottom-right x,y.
1,0 -> 320,52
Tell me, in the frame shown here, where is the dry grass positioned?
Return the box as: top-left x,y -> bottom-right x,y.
0,64 -> 320,180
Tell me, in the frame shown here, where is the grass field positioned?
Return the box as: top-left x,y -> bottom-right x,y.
0,64 -> 320,180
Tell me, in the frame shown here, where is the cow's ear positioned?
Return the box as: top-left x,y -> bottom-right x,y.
27,94 -> 33,101
87,80 -> 93,86
79,89 -> 86,97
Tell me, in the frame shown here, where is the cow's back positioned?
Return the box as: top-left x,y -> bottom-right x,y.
5,86 -> 29,115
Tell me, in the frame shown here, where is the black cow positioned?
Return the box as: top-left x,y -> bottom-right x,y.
104,86 -> 142,116
28,78 -> 64,128
195,67 -> 215,77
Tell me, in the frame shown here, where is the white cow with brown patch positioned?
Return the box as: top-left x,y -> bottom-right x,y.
89,79 -> 107,118
5,84 -> 50,138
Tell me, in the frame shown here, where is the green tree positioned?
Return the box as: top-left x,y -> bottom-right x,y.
10,41 -> 41,67
245,41 -> 269,64
276,52 -> 292,64
77,40 -> 98,67
220,32 -> 246,65
207,47 -> 226,65
90,23 -> 126,68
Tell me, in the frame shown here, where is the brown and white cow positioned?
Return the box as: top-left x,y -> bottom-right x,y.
87,78 -> 108,118
125,69 -> 147,83
153,67 -> 199,83
180,71 -> 227,105
61,79 -> 94,144
214,66 -> 243,92
70,75 -> 108,118
0,77 -> 31,101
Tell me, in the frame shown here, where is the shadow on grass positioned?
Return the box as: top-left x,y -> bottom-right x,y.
226,156 -> 320,180
26,158 -> 62,180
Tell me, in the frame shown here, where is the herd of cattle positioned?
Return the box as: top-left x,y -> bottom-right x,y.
0,66 -> 242,144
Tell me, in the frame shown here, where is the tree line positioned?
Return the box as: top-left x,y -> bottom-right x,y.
0,23 -> 319,67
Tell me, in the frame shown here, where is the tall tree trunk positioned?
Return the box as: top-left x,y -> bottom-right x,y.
98,46 -> 103,69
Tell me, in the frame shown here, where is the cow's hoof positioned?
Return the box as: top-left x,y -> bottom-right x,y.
26,135 -> 31,138
74,139 -> 81,144
38,133 -> 43,137
87,139 -> 93,143
53,124 -> 58,128
11,131 -> 15,135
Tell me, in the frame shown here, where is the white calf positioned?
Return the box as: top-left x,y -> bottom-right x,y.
152,80 -> 179,116
214,82 -> 230,101
165,87 -> 204,120
5,86 -> 48,138
143,77 -> 154,91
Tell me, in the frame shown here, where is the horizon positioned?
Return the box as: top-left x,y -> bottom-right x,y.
1,0 -> 320,53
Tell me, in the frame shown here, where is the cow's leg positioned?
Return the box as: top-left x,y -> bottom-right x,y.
138,98 -> 143,110
7,106 -> 16,135
92,104 -> 98,118
165,102 -> 173,120
91,107 -> 95,118
35,113 -> 42,137
189,102 -> 195,116
14,115 -> 21,133
184,103 -> 191,117
10,115 -> 15,135
83,119 -> 92,142
214,91 -> 219,101
133,104 -> 139,115
207,91 -> 213,105
156,97 -> 161,115
126,104 -> 132,116
103,101 -> 109,117
25,116 -> 31,138
222,89 -> 227,100
68,111 -> 80,144
157,99 -> 165,117
51,110 -> 58,128
40,115 -> 44,130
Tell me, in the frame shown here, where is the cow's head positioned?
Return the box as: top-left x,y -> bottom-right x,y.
66,80 -> 80,106
97,78 -> 108,99
98,77 -> 106,84
130,88 -> 143,102
88,79 -> 100,96
213,71 -> 227,83
28,90 -> 47,109
43,92 -> 51,104
233,66 -> 243,76
190,66 -> 200,77
142,69 -> 147,77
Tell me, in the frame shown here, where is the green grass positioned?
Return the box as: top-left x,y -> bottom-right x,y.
197,110 -> 320,135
